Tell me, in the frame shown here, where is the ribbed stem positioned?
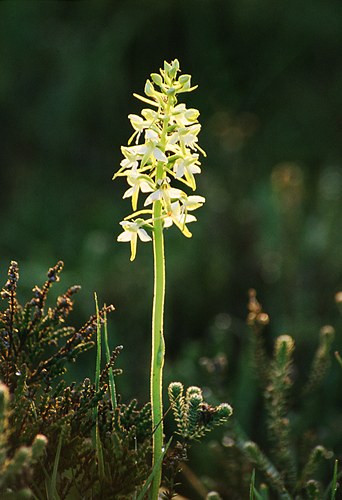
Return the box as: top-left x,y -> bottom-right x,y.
150,172 -> 166,499
149,96 -> 170,499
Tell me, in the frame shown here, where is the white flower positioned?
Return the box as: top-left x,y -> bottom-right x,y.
171,104 -> 200,127
128,114 -> 152,144
120,158 -> 139,170
128,114 -> 146,130
113,150 -> 140,178
180,195 -> 205,213
123,168 -> 154,211
180,194 -> 205,211
163,201 -> 196,238
168,124 -> 201,150
117,220 -> 152,261
144,129 -> 159,143
122,140 -> 167,168
120,145 -> 145,168
141,129 -> 168,163
144,179 -> 183,211
162,195 -> 205,238
173,155 -> 201,190
141,108 -> 159,122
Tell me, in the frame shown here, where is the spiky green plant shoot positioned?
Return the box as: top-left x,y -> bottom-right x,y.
168,382 -> 232,441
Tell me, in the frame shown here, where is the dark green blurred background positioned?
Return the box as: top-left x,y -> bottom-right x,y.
0,0 -> 341,438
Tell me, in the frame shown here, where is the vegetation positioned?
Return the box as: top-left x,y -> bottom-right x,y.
0,261 -> 232,498
0,3 -> 341,498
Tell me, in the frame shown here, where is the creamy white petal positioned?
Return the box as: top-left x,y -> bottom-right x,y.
187,195 -> 205,204
163,217 -> 173,228
174,160 -> 185,178
184,214 -> 197,223
119,221 -> 137,230
137,228 -> 152,242
144,190 -> 162,206
168,187 -> 183,199
153,147 -> 167,162
123,187 -> 134,199
129,114 -> 145,130
140,181 -> 154,193
120,158 -> 139,169
189,164 -> 201,174
117,231 -> 133,242
145,129 -> 159,142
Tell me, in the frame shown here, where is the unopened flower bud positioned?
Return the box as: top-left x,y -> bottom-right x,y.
150,73 -> 163,86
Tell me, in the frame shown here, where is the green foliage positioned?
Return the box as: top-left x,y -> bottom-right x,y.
0,261 -> 152,498
168,382 -> 232,441
2,1 -> 341,407
1,6 -> 341,494
234,292 -> 338,499
162,382 -> 232,498
0,382 -> 47,498
250,470 -> 271,500
0,260 -> 102,390
0,260 -> 235,498
265,334 -> 296,490
304,326 -> 335,395
160,440 -> 186,499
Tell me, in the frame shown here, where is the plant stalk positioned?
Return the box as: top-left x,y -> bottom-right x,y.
150,163 -> 166,499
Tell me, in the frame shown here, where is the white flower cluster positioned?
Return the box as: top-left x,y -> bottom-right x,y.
113,59 -> 206,261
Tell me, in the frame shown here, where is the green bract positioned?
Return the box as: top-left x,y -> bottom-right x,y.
113,59 -> 206,261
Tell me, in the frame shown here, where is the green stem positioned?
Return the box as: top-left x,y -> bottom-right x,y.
150,171 -> 166,499
149,98 -> 171,499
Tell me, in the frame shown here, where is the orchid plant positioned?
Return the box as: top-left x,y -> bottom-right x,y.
113,59 -> 206,498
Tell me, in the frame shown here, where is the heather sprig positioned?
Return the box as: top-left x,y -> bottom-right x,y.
0,382 -> 47,497
168,382 -> 232,441
0,261 -> 153,498
237,291 -> 337,498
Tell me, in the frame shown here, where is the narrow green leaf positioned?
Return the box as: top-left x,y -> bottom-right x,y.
95,422 -> 105,482
45,429 -> 63,500
94,292 -> 101,393
250,469 -> 255,500
103,306 -> 117,410
136,437 -> 172,500
249,470 -> 264,500
93,293 -> 105,481
331,459 -> 339,500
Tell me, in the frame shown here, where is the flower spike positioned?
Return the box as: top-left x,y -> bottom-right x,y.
113,59 -> 206,261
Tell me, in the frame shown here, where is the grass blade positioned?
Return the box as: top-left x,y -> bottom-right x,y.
250,469 -> 265,500
44,428 -> 63,499
95,421 -> 105,482
250,469 -> 255,500
103,306 -> 118,410
94,292 -> 101,394
93,293 -> 105,481
330,459 -> 339,500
